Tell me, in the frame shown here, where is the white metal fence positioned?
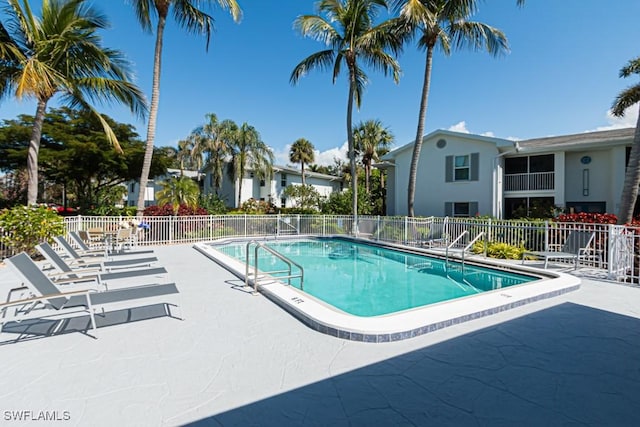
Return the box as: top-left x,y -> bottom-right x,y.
2,214 -> 638,283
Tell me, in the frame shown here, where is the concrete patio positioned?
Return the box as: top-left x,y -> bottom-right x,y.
1,244 -> 639,426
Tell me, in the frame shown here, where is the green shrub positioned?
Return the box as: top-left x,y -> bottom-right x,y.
86,205 -> 137,216
199,194 -> 228,215
472,240 -> 525,260
0,206 -> 66,256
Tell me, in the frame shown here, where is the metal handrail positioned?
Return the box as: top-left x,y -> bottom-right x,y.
445,230 -> 468,266
461,232 -> 486,274
245,240 -> 304,295
277,217 -> 299,236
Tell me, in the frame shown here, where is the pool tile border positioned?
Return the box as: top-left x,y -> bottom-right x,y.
264,283 -> 580,342
194,239 -> 582,343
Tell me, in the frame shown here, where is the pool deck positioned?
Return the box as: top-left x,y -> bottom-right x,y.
1,243 -> 639,426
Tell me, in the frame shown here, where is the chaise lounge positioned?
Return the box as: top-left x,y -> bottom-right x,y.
522,230 -> 596,269
1,252 -> 180,335
36,242 -> 167,288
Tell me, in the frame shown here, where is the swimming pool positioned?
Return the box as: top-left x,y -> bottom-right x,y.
194,237 -> 581,342
214,239 -> 536,317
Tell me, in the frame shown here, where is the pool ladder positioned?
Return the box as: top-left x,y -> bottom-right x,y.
245,240 -> 304,295
445,231 -> 485,275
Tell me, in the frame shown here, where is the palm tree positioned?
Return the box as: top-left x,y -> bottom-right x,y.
191,113 -> 237,194
176,136 -> 198,174
131,0 -> 242,216
227,123 -> 274,207
1,0 -> 147,205
289,138 -> 315,186
291,0 -> 402,231
157,175 -> 200,215
353,119 -> 393,192
614,57 -> 640,224
392,0 -> 509,216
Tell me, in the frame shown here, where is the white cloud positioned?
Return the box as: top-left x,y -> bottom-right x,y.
447,121 -> 470,133
447,121 -> 502,139
272,141 -> 348,168
590,107 -> 638,132
315,141 -> 349,166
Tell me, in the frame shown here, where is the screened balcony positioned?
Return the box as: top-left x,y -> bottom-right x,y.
504,154 -> 555,192
505,171 -> 555,191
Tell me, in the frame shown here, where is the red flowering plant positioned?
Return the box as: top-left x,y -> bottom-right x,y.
554,212 -> 617,224
143,204 -> 208,216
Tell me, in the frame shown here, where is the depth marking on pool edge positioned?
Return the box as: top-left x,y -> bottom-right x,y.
500,293 -> 513,298
291,297 -> 305,304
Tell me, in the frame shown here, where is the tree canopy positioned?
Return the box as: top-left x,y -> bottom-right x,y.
0,107 -> 171,210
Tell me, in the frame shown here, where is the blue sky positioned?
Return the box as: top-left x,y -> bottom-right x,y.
2,0 -> 639,166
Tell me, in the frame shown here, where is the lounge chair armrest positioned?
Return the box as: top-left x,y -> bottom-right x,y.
52,275 -> 99,285
0,288 -> 95,309
5,285 -> 30,303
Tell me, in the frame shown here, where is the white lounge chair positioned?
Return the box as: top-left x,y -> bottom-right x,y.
53,236 -> 158,268
69,231 -> 154,258
36,242 -> 167,288
522,230 -> 596,269
2,252 -> 179,334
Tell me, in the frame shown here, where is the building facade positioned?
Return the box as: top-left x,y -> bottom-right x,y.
382,128 -> 635,219
126,169 -> 204,207
203,165 -> 343,209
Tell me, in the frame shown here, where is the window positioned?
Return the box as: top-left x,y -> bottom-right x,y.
454,202 -> 470,217
130,183 -> 135,192
445,153 -> 479,182
250,172 -> 254,178
505,154 -> 554,174
260,179 -> 265,187
454,155 -> 470,181
445,201 -> 478,217
281,173 -> 287,187
281,197 -> 286,207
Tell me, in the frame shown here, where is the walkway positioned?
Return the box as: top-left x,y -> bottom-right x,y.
0,244 -> 639,426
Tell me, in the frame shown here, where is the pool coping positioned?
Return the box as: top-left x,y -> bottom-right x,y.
193,236 -> 581,342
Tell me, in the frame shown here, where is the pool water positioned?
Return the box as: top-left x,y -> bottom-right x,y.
213,239 -> 536,317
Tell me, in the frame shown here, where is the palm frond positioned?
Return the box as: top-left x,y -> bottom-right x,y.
612,85 -> 640,117
69,77 -> 148,119
449,21 -> 509,56
290,49 -> 336,84
128,0 -> 156,33
172,1 -> 214,49
293,15 -> 339,45
620,57 -> 640,78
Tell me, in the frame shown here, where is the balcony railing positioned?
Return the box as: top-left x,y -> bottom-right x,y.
504,172 -> 554,191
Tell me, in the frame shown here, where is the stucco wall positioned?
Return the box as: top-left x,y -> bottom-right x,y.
391,134 -> 499,216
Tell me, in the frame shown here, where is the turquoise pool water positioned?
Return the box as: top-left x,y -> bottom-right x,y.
212,239 -> 537,317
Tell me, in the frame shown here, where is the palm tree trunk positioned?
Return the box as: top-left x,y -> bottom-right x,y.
136,15 -> 166,215
347,76 -> 358,234
26,99 -> 48,205
237,160 -> 244,208
365,162 -> 371,193
301,162 -> 306,186
407,45 -> 435,217
617,105 -> 640,224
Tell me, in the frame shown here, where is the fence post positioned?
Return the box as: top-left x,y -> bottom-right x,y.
607,224 -> 616,279
322,215 -> 326,236
168,215 -> 174,244
544,220 -> 549,251
377,215 -> 380,241
404,216 -> 408,244
244,214 -> 247,237
276,213 -> 280,236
